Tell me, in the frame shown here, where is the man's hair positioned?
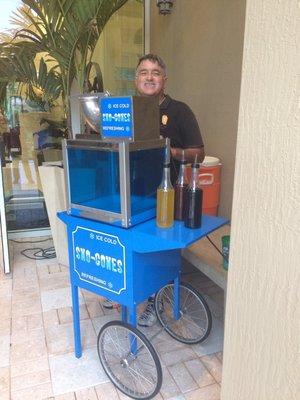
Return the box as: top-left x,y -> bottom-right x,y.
136,53 -> 167,75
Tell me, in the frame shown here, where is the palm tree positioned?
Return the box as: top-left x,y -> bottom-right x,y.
0,0 -> 130,132
0,42 -> 62,111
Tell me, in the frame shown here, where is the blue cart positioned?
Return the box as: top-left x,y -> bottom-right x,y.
58,212 -> 227,399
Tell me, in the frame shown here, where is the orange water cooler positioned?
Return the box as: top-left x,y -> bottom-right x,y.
186,156 -> 222,216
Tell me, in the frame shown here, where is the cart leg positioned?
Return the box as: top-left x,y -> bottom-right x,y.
71,284 -> 82,358
128,305 -> 138,355
121,305 -> 127,323
173,276 -> 181,320
128,304 -> 137,327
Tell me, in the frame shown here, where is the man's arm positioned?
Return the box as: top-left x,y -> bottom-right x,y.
171,146 -> 205,164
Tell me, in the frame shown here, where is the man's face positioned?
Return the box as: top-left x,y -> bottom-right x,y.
135,60 -> 167,98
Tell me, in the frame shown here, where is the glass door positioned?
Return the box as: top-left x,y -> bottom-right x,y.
92,0 -> 144,96
1,94 -> 56,238
0,154 -> 11,273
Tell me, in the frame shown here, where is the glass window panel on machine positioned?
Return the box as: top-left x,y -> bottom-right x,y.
63,94 -> 165,228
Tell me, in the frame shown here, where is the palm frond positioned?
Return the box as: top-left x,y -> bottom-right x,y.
1,0 -> 133,125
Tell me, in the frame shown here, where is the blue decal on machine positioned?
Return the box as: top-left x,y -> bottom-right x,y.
72,226 -> 126,294
100,96 -> 133,139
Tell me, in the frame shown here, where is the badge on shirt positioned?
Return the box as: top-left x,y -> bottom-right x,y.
162,115 -> 168,125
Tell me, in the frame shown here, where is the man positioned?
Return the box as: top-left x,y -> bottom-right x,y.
135,54 -> 204,183
103,54 -> 205,326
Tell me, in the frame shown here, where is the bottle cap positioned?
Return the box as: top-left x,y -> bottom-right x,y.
191,163 -> 200,168
164,162 -> 171,168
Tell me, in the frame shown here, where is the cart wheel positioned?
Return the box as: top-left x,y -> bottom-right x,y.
97,320 -> 162,400
154,282 -> 212,344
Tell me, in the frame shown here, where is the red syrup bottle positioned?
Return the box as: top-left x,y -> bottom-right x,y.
174,152 -> 188,220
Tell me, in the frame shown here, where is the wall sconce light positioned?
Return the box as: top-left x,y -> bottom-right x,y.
156,0 -> 174,15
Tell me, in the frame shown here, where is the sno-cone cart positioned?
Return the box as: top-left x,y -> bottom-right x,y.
58,94 -> 228,399
58,211 -> 227,399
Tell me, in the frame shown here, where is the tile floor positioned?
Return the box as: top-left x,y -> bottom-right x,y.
0,237 -> 225,400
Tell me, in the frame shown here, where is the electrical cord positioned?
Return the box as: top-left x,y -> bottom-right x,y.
20,247 -> 56,260
206,234 -> 228,263
9,238 -> 56,260
182,235 -> 228,276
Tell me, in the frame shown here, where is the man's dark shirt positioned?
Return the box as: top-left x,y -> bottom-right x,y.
159,95 -> 203,183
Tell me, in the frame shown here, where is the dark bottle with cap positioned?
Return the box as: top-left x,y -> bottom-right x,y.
174,151 -> 188,220
184,162 -> 203,228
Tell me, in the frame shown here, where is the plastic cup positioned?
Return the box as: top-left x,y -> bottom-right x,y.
221,235 -> 230,270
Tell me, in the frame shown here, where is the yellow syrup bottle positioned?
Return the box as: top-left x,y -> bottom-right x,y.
156,162 -> 175,228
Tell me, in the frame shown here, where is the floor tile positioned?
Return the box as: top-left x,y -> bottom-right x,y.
11,357 -> 49,378
58,305 -> 89,325
95,382 -> 119,400
119,390 -> 163,400
27,313 -> 44,330
49,348 -> 109,396
11,312 -> 44,338
183,383 -> 220,400
75,386 -> 98,400
0,390 -> 9,400
215,351 -> 223,362
159,366 -> 181,399
45,319 -> 96,355
85,300 -> 104,318
36,264 -> 52,278
11,369 -> 51,392
160,347 -> 197,367
12,294 -> 42,317
10,336 -> 47,364
0,299 -> 11,319
48,264 -> 62,274
91,313 -> 121,333
81,289 -> 102,302
0,367 -> 9,392
204,296 -> 224,321
0,319 -> 10,337
200,354 -> 222,383
0,336 -> 10,367
43,309 -> 60,327
154,335 -> 186,354
210,291 -> 225,309
0,280 -> 12,297
12,283 -> 40,298
168,362 -> 198,393
39,272 -> 70,291
54,393 -> 76,400
36,257 -> 58,267
192,318 -> 224,357
41,287 -> 83,312
11,326 -> 45,344
137,321 -> 169,343
1,240 -> 225,400
184,358 -> 215,387
11,382 -> 53,400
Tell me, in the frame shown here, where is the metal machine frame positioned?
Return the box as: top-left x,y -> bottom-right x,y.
63,138 -> 164,228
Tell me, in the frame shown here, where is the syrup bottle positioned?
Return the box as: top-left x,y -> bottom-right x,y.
174,150 -> 188,220
156,139 -> 174,228
184,160 -> 203,228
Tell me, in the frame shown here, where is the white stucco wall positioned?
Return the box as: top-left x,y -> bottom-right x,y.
150,0 -> 246,218
222,1 -> 300,399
